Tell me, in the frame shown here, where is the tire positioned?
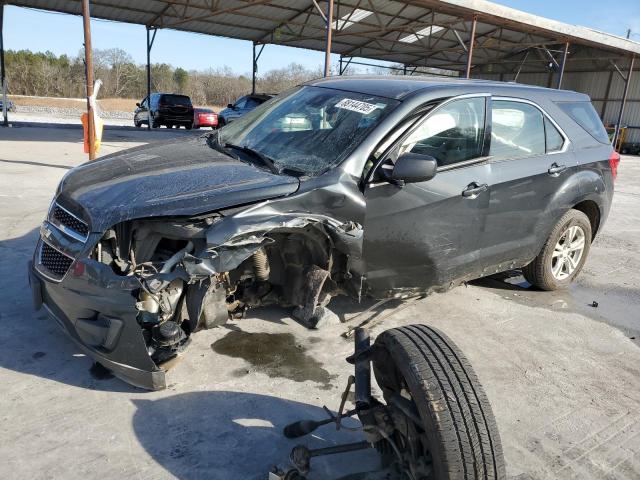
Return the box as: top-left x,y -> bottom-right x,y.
522,209 -> 591,291
185,123 -> 192,130
134,120 -> 141,128
218,118 -> 226,128
373,324 -> 506,480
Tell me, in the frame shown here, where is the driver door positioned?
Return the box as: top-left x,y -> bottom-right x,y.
362,94 -> 492,295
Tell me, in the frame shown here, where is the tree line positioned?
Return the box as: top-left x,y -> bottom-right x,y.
3,48 -> 325,106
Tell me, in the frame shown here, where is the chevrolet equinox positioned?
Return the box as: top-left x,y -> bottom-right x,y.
30,76 -> 618,389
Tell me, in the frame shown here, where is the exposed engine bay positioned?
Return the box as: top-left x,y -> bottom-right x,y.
93,208 -> 363,367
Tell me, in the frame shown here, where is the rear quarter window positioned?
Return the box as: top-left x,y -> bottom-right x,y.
556,101 -> 609,144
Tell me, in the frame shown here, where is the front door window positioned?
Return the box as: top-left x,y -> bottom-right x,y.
398,97 -> 487,167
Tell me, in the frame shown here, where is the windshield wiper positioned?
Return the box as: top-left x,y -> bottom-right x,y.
224,143 -> 281,175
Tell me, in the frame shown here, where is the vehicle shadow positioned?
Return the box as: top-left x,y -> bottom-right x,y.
470,270 -> 536,292
131,390 -> 382,480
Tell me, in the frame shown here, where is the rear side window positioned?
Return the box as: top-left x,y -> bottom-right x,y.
544,117 -> 565,152
161,95 -> 192,106
556,101 -> 609,144
490,100 -> 545,160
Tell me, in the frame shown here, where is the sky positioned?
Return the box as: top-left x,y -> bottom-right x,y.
2,0 -> 640,75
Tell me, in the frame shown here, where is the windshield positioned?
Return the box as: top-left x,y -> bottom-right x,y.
216,86 -> 399,175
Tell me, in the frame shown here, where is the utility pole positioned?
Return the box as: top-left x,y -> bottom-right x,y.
81,0 -> 96,160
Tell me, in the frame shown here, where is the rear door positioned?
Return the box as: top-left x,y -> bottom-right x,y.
481,97 -> 574,270
363,94 -> 493,294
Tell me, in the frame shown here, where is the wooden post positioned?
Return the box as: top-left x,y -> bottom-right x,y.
324,0 -> 334,77
465,14 -> 477,79
81,0 -> 96,160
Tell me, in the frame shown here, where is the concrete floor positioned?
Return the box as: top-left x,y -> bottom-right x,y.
1,124 -> 639,480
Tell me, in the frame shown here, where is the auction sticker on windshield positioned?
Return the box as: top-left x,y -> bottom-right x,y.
335,98 -> 380,114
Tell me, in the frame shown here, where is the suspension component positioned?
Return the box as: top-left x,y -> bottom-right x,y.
252,248 -> 270,281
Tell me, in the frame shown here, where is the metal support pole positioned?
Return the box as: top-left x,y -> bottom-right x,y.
600,70 -> 614,118
252,42 -> 265,94
252,42 -> 257,94
556,42 -> 569,89
339,56 -> 343,75
465,14 -> 477,79
324,0 -> 334,77
146,27 -> 151,130
146,26 -> 156,130
614,55 -> 635,149
82,0 -> 96,160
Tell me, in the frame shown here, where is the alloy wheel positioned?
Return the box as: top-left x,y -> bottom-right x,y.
551,225 -> 586,280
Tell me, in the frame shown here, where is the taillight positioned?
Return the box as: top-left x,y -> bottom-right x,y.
609,151 -> 621,181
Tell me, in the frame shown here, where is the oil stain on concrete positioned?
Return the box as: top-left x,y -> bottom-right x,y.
212,330 -> 336,389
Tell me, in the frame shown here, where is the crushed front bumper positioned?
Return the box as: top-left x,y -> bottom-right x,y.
29,251 -> 166,390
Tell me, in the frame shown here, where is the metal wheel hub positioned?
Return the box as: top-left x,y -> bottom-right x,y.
551,225 -> 585,280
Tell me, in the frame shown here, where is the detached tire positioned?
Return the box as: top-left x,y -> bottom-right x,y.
522,209 -> 592,291
373,325 -> 506,480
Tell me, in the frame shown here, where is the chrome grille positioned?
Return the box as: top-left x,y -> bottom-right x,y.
40,242 -> 73,278
51,204 -> 89,239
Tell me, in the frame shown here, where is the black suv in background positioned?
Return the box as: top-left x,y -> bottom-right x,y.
134,93 -> 194,129
31,76 -> 617,389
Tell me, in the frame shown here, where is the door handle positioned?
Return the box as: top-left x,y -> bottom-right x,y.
462,182 -> 488,198
548,163 -> 567,175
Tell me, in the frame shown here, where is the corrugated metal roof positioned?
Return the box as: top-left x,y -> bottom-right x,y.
7,0 -> 640,74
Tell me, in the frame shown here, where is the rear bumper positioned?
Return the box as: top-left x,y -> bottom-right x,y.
29,257 -> 166,390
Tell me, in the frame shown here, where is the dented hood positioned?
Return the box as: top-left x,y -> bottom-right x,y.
56,138 -> 300,231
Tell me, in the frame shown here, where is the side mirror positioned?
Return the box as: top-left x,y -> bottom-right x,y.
391,152 -> 438,184
227,103 -> 234,109
136,102 -> 141,107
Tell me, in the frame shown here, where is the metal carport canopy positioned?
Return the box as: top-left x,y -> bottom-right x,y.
6,0 -> 640,74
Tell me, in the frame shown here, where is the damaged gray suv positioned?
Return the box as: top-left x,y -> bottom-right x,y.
30,76 -> 617,389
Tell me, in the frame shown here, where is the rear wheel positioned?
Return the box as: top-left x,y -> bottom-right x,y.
522,209 -> 591,290
185,123 -> 192,130
373,324 -> 506,480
